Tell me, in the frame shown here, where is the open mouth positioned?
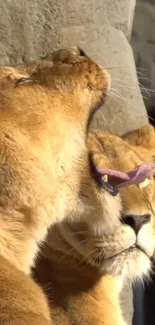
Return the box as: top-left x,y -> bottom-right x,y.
90,157 -> 155,197
89,155 -> 118,196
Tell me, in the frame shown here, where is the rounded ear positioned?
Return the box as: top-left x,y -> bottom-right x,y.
122,124 -> 155,150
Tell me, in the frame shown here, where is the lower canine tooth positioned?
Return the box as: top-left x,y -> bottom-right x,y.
102,175 -> 108,182
139,178 -> 150,189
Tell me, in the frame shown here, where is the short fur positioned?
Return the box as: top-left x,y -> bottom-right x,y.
0,47 -> 110,324
34,124 -> 155,325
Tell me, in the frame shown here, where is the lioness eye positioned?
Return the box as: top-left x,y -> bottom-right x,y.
16,76 -> 33,85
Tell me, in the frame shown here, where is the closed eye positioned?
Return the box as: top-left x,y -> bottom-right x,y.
16,76 -> 36,86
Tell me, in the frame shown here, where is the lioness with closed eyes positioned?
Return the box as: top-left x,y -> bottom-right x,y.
0,47 -> 111,324
34,124 -> 155,325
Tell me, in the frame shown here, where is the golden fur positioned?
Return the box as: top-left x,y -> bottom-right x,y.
34,124 -> 155,325
0,47 -> 110,324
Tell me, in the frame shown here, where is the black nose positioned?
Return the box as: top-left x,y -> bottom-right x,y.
122,214 -> 151,234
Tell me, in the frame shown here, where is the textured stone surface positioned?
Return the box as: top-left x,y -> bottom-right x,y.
0,0 -> 148,136
0,0 -> 135,64
131,0 -> 155,113
89,26 -> 148,136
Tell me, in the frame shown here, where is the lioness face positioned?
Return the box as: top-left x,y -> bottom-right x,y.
0,47 -> 110,212
34,126 -> 155,286
0,47 -> 110,272
87,125 -> 155,281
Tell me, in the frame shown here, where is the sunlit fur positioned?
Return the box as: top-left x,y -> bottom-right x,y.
34,124 -> 155,325
0,47 -> 110,325
87,125 -> 155,283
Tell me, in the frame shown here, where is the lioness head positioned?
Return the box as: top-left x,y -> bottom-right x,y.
38,124 -> 155,287
0,47 -> 111,273
87,124 -> 155,281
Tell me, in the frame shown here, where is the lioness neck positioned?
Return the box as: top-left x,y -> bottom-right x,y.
34,253 -> 126,325
0,207 -> 51,274
0,146 -> 91,275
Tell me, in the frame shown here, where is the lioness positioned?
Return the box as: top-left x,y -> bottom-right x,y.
0,48 -> 110,324
34,124 -> 155,325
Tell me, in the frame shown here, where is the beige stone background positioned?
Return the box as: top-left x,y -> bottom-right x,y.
0,0 -> 148,136
0,1 -> 149,324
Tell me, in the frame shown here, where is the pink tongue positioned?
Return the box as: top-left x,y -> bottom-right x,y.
96,163 -> 155,188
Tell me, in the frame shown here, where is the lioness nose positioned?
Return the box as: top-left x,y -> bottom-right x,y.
122,214 -> 151,234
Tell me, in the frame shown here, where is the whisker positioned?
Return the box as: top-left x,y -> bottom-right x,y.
58,238 -> 89,263
61,229 -> 87,236
98,110 -> 109,126
111,78 -> 151,95
138,76 -> 149,81
109,91 -> 131,102
77,247 -> 99,267
138,81 -> 151,97
109,74 -> 154,97
136,67 -> 148,72
148,116 -> 155,122
138,187 -> 155,217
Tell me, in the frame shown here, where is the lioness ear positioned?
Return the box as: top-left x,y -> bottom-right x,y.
123,124 -> 155,149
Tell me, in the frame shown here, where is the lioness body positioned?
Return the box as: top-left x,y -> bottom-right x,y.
0,256 -> 50,325
34,124 -> 155,325
0,48 -> 110,324
35,252 -> 125,325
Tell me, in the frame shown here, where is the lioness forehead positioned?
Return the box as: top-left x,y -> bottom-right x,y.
88,131 -> 153,169
0,47 -> 91,84
88,128 -> 155,216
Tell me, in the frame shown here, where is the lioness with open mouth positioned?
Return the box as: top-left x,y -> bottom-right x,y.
0,47 -> 111,324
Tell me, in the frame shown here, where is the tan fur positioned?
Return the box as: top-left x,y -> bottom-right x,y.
34,124 -> 155,325
0,47 -> 110,324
